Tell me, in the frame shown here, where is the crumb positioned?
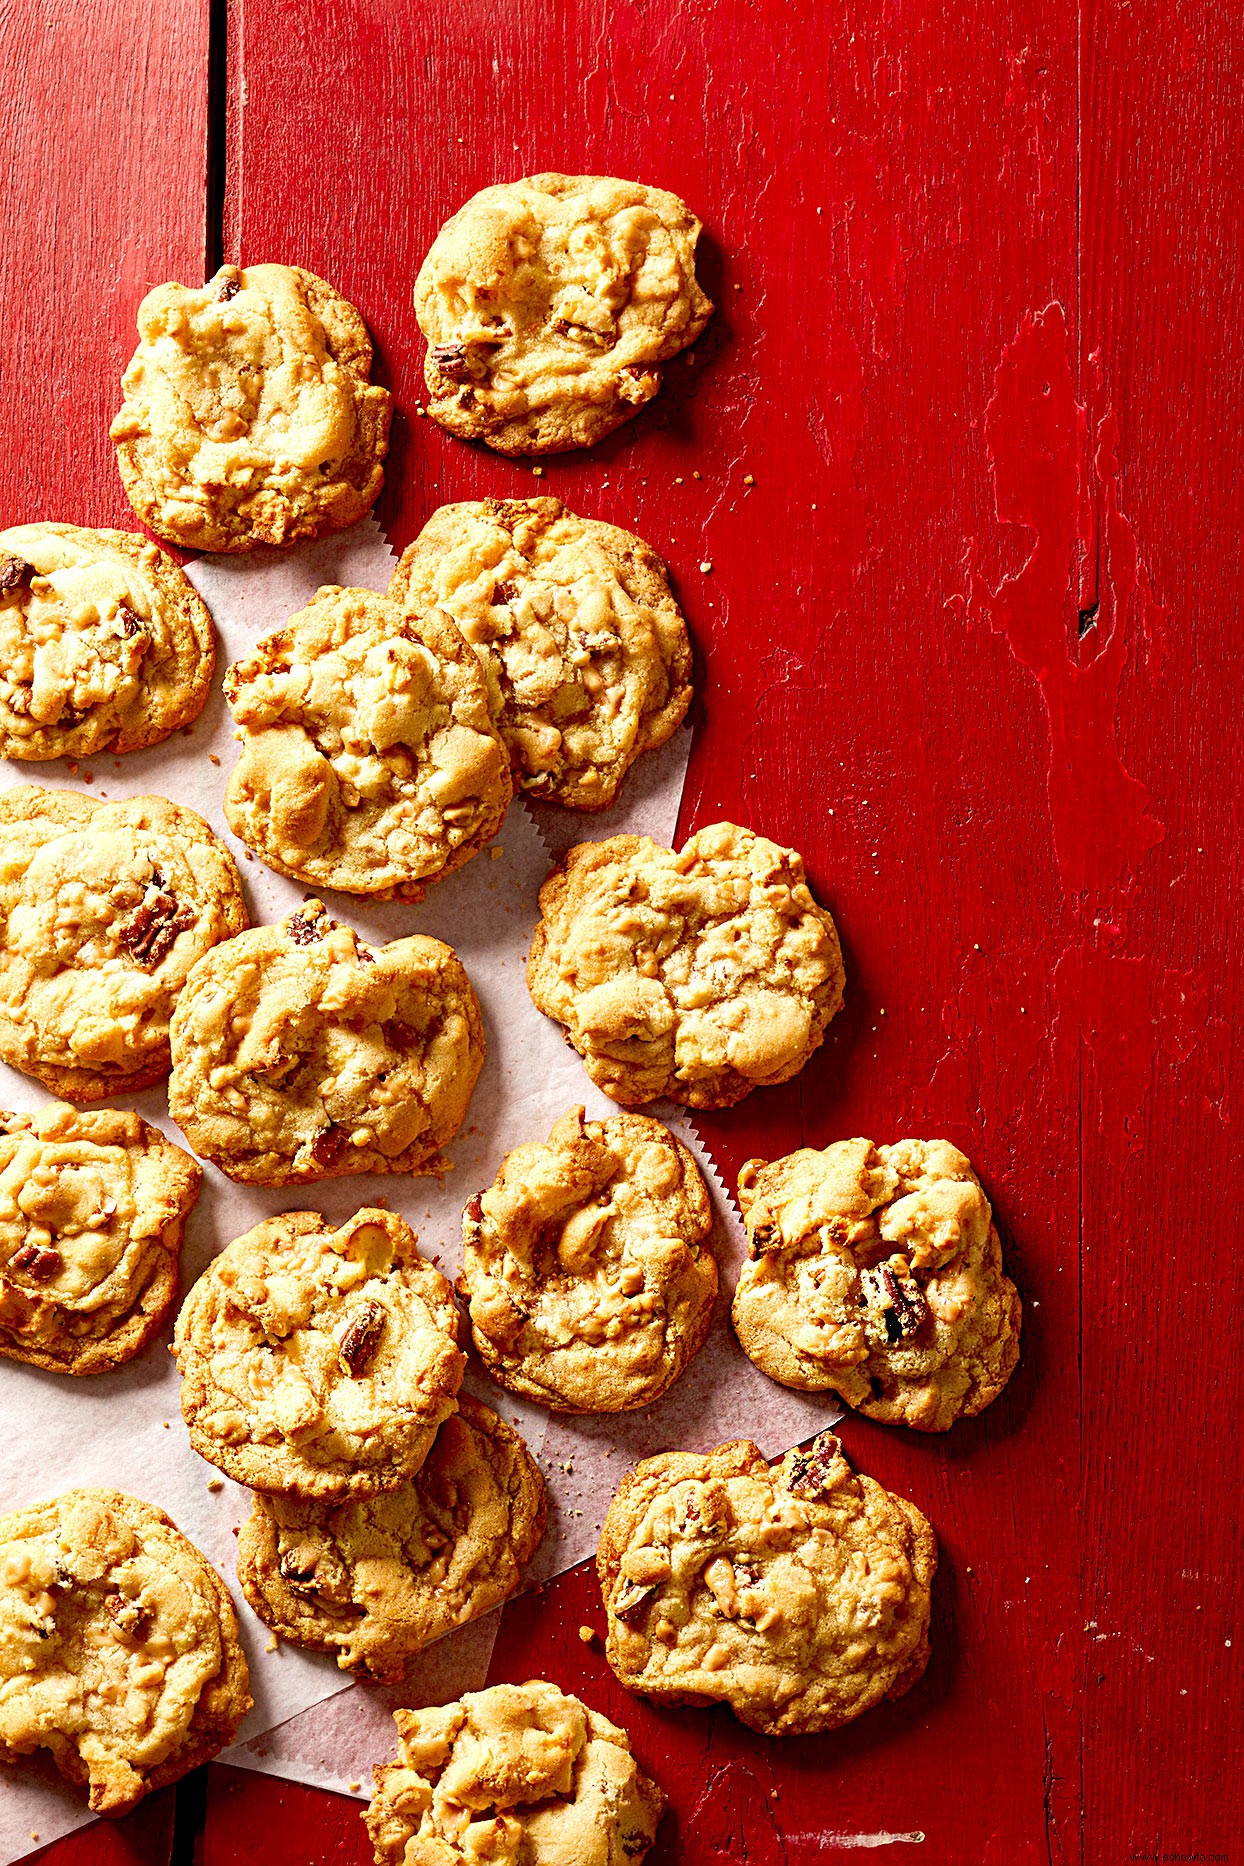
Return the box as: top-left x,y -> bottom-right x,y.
209,753 -> 221,766
83,772 -> 94,783
686,351 -> 696,365
563,1461 -> 574,1474
206,1478 -> 223,1493
733,282 -> 743,291
245,849 -> 254,860
490,846 -> 503,860
674,476 -> 684,484
417,405 -> 427,416
348,1781 -> 363,1794
578,1625 -> 599,1646
373,1197 -> 389,1209
266,1634 -> 280,1653
699,561 -> 713,574
531,465 -> 545,478
692,471 -> 702,480
231,1526 -> 240,1537
67,761 -> 79,775
162,1420 -> 170,1429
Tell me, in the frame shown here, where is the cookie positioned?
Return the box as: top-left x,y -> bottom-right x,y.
0,1103 -> 201,1376
460,1108 -> 716,1413
733,1137 -> 1022,1431
527,823 -> 845,1109
236,1393 -> 546,1680
597,1432 -> 935,1737
390,498 -> 692,810
222,585 -> 511,900
168,900 -> 484,1184
110,263 -> 392,553
0,525 -> 214,761
0,786 -> 249,1102
172,1207 -> 465,1501
0,1488 -> 250,1814
414,173 -> 712,454
365,1681 -> 665,1866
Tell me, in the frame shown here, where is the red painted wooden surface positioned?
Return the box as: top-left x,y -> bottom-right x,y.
4,1 -> 1242,1861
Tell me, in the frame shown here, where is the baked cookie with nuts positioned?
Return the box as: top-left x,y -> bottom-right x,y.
527,823 -> 845,1109
0,1488 -> 250,1814
237,1394 -> 546,1680
733,1138 -> 1022,1431
168,899 -> 484,1184
111,263 -> 392,552
0,1103 -> 201,1376
460,1108 -> 716,1413
597,1433 -> 935,1737
0,525 -> 214,762
414,173 -> 712,455
0,786 -> 249,1102
223,585 -> 510,900
390,498 -> 692,810
366,1681 -> 665,1866
172,1207 -> 465,1500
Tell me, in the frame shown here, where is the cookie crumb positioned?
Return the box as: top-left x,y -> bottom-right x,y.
266,1634 -> 280,1653
531,465 -> 545,478
491,846 -> 503,860
162,1420 -> 170,1429
674,476 -> 684,484
692,471 -> 702,480
743,474 -> 755,486
699,561 -> 713,574
578,1624 -> 599,1646
348,1781 -> 363,1794
209,753 -> 221,766
206,1478 -> 223,1493
733,281 -> 743,290
562,1460 -> 574,1474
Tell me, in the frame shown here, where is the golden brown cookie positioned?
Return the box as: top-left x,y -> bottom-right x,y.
222,585 -> 511,899
460,1108 -> 716,1413
167,899 -> 484,1185
597,1433 -> 936,1737
0,1103 -> 201,1376
0,786 -> 249,1102
389,498 -> 692,810
733,1138 -> 1022,1431
236,1394 -> 546,1680
172,1207 -> 465,1501
527,823 -> 845,1109
0,1488 -> 250,1814
110,263 -> 392,553
414,173 -> 712,455
365,1681 -> 665,1866
0,525 -> 214,761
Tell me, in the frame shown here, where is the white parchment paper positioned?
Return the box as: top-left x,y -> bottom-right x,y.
0,518 -> 839,1857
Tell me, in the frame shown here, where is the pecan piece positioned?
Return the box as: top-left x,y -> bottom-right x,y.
429,341 -> 474,383
859,1261 -> 930,1347
0,552 -> 34,597
117,888 -> 196,968
492,580 -> 518,604
785,1431 -> 849,1499
105,1593 -> 149,1638
116,603 -> 143,639
215,270 -> 242,302
462,1191 -> 484,1232
10,1242 -> 62,1281
309,1124 -> 347,1169
747,1219 -> 780,1258
338,1299 -> 387,1376
618,366 -> 658,405
286,906 -> 330,945
277,1550 -> 320,1592
613,1578 -> 657,1622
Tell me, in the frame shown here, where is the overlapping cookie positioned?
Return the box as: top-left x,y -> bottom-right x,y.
237,1394 -> 545,1681
597,1432 -> 935,1737
733,1137 -> 1022,1431
0,1489 -> 250,1813
168,900 -> 483,1184
0,524 -> 214,761
0,786 -> 249,1101
0,1103 -> 201,1376
460,1108 -> 717,1412
390,498 -> 692,810
415,173 -> 712,454
223,585 -> 511,899
172,1207 -> 465,1500
111,263 -> 392,552
527,822 -> 845,1108
366,1681 -> 665,1866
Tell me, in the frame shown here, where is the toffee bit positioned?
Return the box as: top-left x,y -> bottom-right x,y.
338,1299 -> 387,1376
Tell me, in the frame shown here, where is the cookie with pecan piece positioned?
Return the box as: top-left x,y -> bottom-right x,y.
733,1138 -> 1022,1430
167,899 -> 483,1184
237,1393 -> 545,1679
389,498 -> 692,810
526,823 -> 845,1108
0,524 -> 213,761
597,1433 -> 935,1737
414,173 -> 712,454
0,1489 -> 250,1814
223,585 -> 510,899
460,1108 -> 716,1412
365,1681 -> 665,1866
172,1207 -> 465,1500
0,1103 -> 200,1375
0,786 -> 249,1101
111,263 -> 391,552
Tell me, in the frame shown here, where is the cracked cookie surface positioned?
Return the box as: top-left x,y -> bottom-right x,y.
167,899 -> 484,1185
0,525 -> 214,761
414,173 -> 712,454
366,1680 -> 665,1866
733,1138 -> 1022,1431
0,786 -> 249,1102
0,1488 -> 250,1814
597,1433 -> 935,1737
0,1103 -> 201,1376
526,823 -> 845,1109
172,1207 -> 465,1500
390,498 -> 692,810
237,1393 -> 545,1680
111,263 -> 391,552
223,585 -> 510,899
461,1108 -> 716,1412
